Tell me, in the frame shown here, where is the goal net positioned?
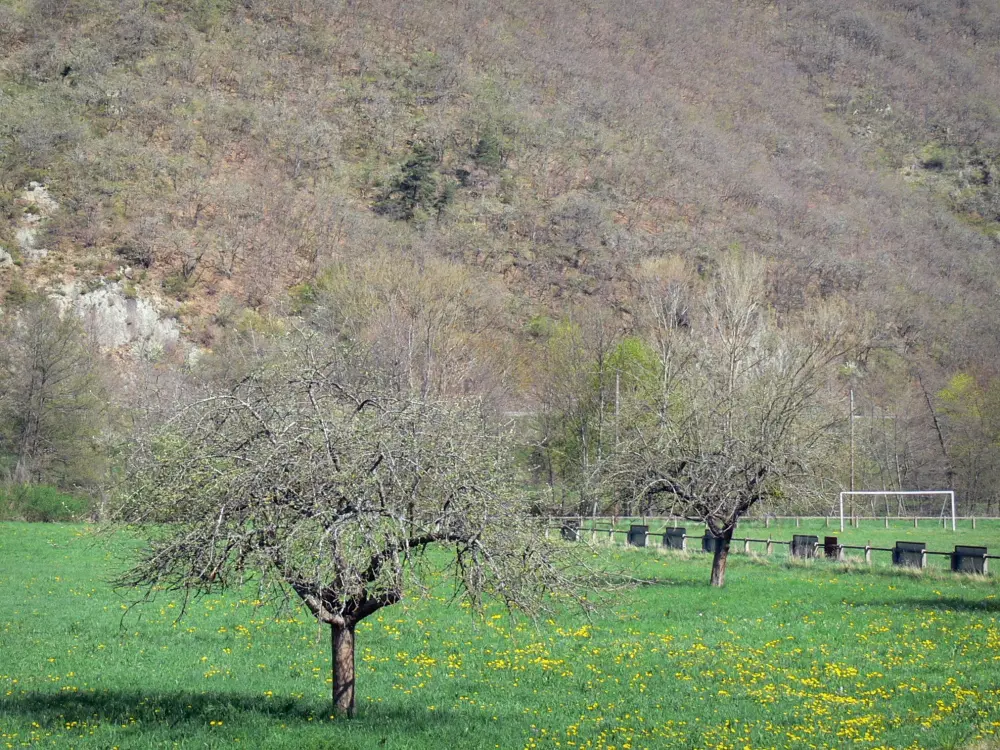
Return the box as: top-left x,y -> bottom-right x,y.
838,490 -> 956,531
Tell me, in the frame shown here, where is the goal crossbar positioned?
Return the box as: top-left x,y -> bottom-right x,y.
838,490 -> 956,532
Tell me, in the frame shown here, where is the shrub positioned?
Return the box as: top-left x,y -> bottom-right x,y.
3,276 -> 34,307
0,484 -> 90,522
373,143 -> 439,221
473,133 -> 504,171
162,272 -> 191,300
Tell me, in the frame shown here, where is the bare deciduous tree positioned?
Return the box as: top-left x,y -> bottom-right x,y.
113,333 -> 590,718
615,253 -> 865,586
0,299 -> 105,488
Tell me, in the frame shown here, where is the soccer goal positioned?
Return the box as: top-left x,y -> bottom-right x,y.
838,490 -> 956,532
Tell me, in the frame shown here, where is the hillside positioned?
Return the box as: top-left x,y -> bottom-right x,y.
2,0 -> 1000,508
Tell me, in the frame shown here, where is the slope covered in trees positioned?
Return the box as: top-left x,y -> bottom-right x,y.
1,0 -> 1000,511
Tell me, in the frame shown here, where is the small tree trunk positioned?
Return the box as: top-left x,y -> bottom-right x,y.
710,527 -> 734,587
331,622 -> 356,718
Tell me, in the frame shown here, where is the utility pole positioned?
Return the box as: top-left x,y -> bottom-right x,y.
850,389 -> 855,495
615,367 -> 621,447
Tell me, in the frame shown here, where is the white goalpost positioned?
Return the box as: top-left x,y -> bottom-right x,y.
838,490 -> 956,532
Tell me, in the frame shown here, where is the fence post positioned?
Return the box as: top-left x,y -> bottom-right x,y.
865,543 -> 871,565
825,516 -> 829,527
796,517 -> 800,528
766,537 -> 773,555
765,517 -> 770,529
545,526 -> 550,540
914,517 -> 918,528
921,549 -> 927,568
743,538 -> 750,554
885,516 -> 889,529
973,516 -> 977,530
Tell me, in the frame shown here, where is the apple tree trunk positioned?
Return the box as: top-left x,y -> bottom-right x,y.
331,622 -> 356,718
710,526 -> 734,587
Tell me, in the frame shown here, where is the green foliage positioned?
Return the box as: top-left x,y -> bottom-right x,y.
161,272 -> 190,300
938,372 -> 981,415
3,275 -> 34,307
374,143 -> 440,222
0,483 -> 90,521
472,133 -> 503,171
919,142 -> 959,171
525,315 -> 556,339
189,0 -> 232,36
435,178 -> 456,217
286,281 -> 316,313
234,308 -> 286,335
600,337 -> 659,398
935,371 -> 1000,509
0,299 -> 107,489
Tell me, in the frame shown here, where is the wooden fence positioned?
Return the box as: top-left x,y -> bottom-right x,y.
546,520 -> 994,574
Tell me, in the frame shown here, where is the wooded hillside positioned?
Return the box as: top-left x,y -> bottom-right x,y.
2,0 -> 999,513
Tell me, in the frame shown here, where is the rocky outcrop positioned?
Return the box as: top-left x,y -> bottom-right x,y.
15,182 -> 58,263
49,281 -> 181,359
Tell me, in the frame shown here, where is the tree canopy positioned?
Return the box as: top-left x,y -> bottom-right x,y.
612,254 -> 868,586
113,332 -> 592,716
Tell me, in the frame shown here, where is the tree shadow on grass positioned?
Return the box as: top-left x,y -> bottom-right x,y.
0,689 -> 457,733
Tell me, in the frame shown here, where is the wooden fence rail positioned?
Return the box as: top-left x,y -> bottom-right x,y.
545,522 -> 993,574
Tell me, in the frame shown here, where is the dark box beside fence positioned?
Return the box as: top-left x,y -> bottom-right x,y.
628,524 -> 648,547
703,530 -> 722,554
824,536 -> 839,559
560,523 -> 579,542
952,545 -> 987,574
893,541 -> 926,568
664,527 -> 687,551
791,535 -> 818,558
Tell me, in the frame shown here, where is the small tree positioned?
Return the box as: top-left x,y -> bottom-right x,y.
373,142 -> 440,221
0,299 -> 106,488
616,253 -> 865,586
113,335 -> 588,717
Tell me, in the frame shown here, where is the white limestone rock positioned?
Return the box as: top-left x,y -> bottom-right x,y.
50,281 -> 181,359
15,183 -> 59,262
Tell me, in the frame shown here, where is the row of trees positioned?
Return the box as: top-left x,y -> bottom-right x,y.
4,250 -> 998,531
532,259 -> 1000,524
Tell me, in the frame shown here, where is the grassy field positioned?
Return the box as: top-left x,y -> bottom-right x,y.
2,523 -> 1000,749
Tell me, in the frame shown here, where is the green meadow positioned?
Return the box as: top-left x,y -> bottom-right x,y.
2,522 -> 999,749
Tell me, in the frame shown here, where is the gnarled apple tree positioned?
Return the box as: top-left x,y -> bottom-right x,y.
113,338 -> 587,717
